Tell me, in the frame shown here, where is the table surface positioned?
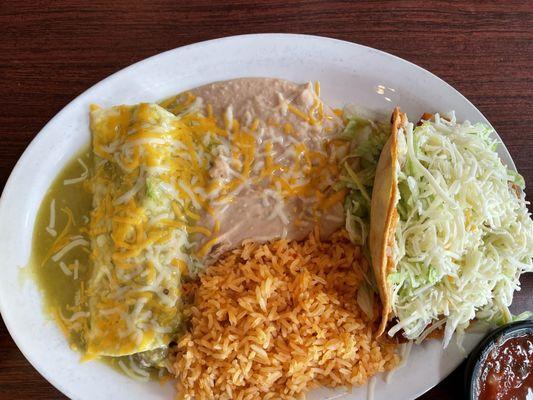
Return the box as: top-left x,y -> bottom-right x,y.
1,1 -> 532,399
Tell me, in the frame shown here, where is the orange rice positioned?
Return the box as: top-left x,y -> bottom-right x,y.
172,230 -> 398,399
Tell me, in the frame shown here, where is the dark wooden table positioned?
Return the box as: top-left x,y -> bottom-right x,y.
1,1 -> 532,399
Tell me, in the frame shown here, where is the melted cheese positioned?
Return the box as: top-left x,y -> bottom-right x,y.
55,80 -> 349,359
87,103 -> 216,357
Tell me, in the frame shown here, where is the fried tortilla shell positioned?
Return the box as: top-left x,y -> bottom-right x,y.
369,107 -> 408,336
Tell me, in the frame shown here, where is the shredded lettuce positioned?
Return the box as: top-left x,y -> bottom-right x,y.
340,108 -> 390,246
357,280 -> 375,320
389,114 -> 533,347
340,107 -> 391,315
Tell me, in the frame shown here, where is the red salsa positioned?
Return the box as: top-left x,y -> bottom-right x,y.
476,334 -> 533,400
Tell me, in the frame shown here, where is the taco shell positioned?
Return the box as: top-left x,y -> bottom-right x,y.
369,107 -> 408,336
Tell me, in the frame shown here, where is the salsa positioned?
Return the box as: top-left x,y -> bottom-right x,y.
476,333 -> 533,400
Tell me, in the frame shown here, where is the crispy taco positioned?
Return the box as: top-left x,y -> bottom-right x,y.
369,108 -> 408,337
369,108 -> 533,346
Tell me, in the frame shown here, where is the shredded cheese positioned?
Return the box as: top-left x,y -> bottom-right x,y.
63,158 -> 90,185
50,80 -> 348,360
46,199 -> 57,237
52,238 -> 89,262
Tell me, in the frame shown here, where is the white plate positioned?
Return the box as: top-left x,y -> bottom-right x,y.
0,34 -> 512,400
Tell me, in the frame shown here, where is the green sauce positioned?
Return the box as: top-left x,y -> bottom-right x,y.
30,146 -> 166,381
31,147 -> 92,350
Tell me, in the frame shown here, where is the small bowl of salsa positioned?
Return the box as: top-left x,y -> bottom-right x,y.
465,320 -> 533,400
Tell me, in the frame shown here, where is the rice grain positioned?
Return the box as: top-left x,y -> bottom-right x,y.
173,229 -> 398,399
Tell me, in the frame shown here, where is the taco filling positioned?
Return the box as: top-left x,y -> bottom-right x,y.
370,108 -> 533,346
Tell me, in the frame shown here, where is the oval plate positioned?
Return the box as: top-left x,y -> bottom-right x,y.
0,34 -> 510,400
